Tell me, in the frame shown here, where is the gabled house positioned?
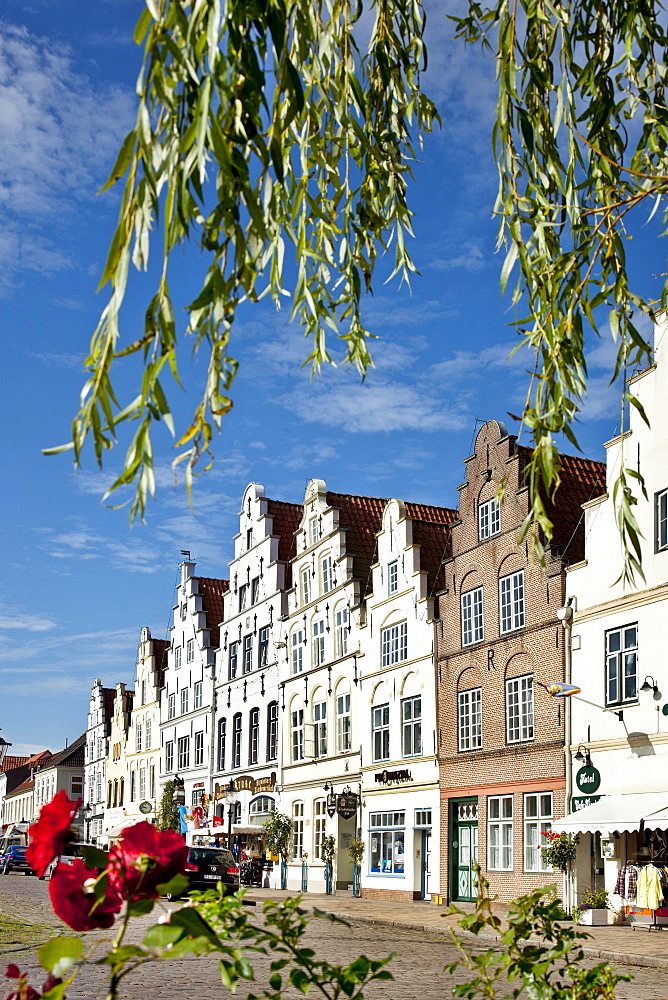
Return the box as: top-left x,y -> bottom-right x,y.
34,735 -> 86,831
84,680 -> 115,843
124,628 -> 168,829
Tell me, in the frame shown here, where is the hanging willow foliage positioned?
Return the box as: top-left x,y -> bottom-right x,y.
46,0 -> 437,521
452,0 -> 668,584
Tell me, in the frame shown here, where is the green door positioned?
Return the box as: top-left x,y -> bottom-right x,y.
450,798 -> 479,902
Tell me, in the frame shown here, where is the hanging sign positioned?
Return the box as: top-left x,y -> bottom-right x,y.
336,792 -> 358,821
572,795 -> 601,811
326,792 -> 338,819
576,765 -> 601,794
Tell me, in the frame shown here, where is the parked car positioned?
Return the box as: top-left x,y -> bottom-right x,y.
0,826 -> 34,876
167,846 -> 240,900
42,843 -> 98,880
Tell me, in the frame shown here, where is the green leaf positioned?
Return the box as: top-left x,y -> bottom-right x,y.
128,898 -> 155,917
143,924 -> 184,950
157,873 -> 189,896
38,936 -> 84,977
81,846 -> 109,869
99,130 -> 137,193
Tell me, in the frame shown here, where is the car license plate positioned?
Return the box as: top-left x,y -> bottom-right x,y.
203,874 -> 220,880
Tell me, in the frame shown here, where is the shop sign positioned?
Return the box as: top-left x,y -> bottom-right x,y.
326,792 -> 338,819
138,801 -> 153,814
374,768 -> 412,786
213,772 -> 276,799
193,782 -> 205,789
572,795 -> 602,811
336,792 -> 358,821
575,765 -> 601,794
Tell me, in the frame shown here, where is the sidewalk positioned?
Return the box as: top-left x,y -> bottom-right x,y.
244,887 -> 668,970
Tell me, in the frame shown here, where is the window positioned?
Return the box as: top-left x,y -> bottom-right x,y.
314,799 -> 326,859
251,577 -> 260,604
192,789 -> 204,808
500,570 -> 525,633
217,719 -> 226,770
195,730 -> 204,766
174,646 -> 182,669
267,702 -> 278,761
181,687 -> 189,715
194,681 -> 203,709
229,641 -> 239,679
259,626 -> 270,668
71,775 -> 84,798
402,696 -> 422,756
119,777 -> 124,806
415,809 -> 432,828
381,620 -> 407,667
141,679 -> 146,704
461,587 -> 484,646
301,567 -> 311,605
524,793 -> 553,871
130,771 -> 136,802
136,723 -> 143,752
292,802 -> 304,858
335,607 -> 348,658
606,624 -> 638,705
322,555 -> 334,594
150,765 -> 156,798
369,812 -> 405,875
388,560 -> 398,595
312,619 -> 325,666
488,796 -> 513,870
309,516 -> 320,545
336,693 -> 351,751
506,675 -> 534,743
168,693 -> 176,719
314,701 -> 327,757
479,497 -> 500,540
246,527 -> 253,550
187,638 -> 195,663
145,719 -> 152,749
657,489 -> 668,551
249,707 -> 260,764
250,796 -> 275,821
292,630 -> 304,674
95,773 -> 101,803
177,736 -> 190,770
291,707 -> 304,761
243,634 -> 253,673
458,688 -> 482,751
180,602 -> 187,620
239,584 -> 248,612
372,704 -> 390,762
139,768 -> 146,800
232,713 -> 242,768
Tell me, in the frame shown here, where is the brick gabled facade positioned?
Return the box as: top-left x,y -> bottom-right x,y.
435,420 -> 605,903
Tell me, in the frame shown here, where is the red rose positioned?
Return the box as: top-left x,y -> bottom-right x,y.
49,859 -> 122,932
26,790 -> 81,877
4,965 -> 61,1000
107,822 -> 188,901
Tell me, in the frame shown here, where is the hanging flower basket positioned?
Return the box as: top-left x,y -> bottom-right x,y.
540,830 -> 579,871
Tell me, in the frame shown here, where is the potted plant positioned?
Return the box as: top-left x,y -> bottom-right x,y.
261,811 -> 293,889
348,838 -> 365,897
575,887 -> 611,925
540,830 -> 579,871
322,835 -> 336,894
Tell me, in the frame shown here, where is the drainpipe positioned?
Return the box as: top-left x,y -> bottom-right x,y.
557,597 -> 575,913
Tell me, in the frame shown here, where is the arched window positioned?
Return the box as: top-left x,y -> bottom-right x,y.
266,702 -> 278,761
119,776 -> 124,806
249,796 -> 275,821
107,780 -> 113,809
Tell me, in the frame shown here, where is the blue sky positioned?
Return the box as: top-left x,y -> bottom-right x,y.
1,1 -> 664,757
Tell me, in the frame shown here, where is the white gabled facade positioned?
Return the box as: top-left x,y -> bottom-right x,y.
555,320 -> 668,914
103,683 -> 133,841
280,481 -> 386,891
160,561 -> 228,829
124,629 -> 168,828
359,499 -> 454,900
212,484 -> 301,865
84,680 -> 115,843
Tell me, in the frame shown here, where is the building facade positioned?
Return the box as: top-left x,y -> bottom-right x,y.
84,680 -> 115,843
103,683 -> 133,841
124,629 -> 168,828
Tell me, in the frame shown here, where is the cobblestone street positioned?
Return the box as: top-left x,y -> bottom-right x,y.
3,874 -> 668,999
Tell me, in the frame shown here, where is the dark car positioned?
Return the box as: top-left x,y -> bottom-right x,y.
0,837 -> 34,876
167,846 -> 240,899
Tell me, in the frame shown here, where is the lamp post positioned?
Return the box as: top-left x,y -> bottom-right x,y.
225,779 -> 238,857
0,731 -> 12,770
82,804 -> 92,843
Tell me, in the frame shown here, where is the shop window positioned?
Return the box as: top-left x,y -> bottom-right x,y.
506,675 -> 534,743
461,587 -> 484,646
401,696 -> 422,757
369,812 -> 406,875
372,704 -> 390,762
458,688 -> 482,751
192,789 -> 204,808
488,795 -> 513,871
606,624 -> 638,706
381,620 -> 407,667
524,792 -> 552,872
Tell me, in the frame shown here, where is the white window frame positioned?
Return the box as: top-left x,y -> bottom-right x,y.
194,680 -> 203,710
461,587 -> 484,646
336,692 -> 351,752
251,576 -> 260,604
312,619 -> 325,667
229,641 -> 239,679
478,497 -> 500,540
657,488 -> 668,552
301,567 -> 311,605
145,719 -> 152,749
291,708 -> 304,762
506,675 -> 534,743
499,570 -> 525,634
239,584 -> 248,612
194,730 -> 204,766
309,516 -> 320,546
167,693 -> 176,720
401,696 -> 422,757
524,792 -> 553,872
177,735 -> 190,770
458,687 -> 482,751
292,629 -> 304,674
605,623 -> 638,706
267,701 -> 278,761
381,620 -> 407,667
335,607 -> 348,658
488,795 -> 513,871
388,560 -> 398,595
259,626 -> 270,668
139,768 -> 146,800
136,723 -> 143,752
313,799 -> 327,859
249,707 -> 260,764
314,701 -> 327,757
174,646 -> 182,669
372,704 -> 390,762
369,812 -> 406,875
187,638 -> 195,663
243,634 -> 253,673
217,719 -> 226,771
232,713 -> 242,768
292,801 -> 304,858
322,555 -> 334,594
180,687 -> 189,715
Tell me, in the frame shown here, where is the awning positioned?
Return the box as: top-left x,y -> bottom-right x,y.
552,793 -> 668,835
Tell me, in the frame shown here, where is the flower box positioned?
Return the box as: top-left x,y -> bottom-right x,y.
578,908 -> 610,925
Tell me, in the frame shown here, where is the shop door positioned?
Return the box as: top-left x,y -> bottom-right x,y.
451,799 -> 479,902
420,830 -> 432,899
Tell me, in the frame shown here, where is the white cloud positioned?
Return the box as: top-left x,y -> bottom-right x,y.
429,242 -> 487,272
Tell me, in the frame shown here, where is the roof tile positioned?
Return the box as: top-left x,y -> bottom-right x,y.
198,577 -> 230,647
265,499 -> 302,587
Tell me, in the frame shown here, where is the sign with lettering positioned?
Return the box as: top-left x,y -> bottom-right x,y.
374,769 -> 413,785
213,773 -> 276,800
575,765 -> 601,794
326,792 -> 338,819
571,795 -> 602,811
336,792 -> 358,821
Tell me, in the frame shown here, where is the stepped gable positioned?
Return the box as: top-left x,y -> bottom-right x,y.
38,733 -> 86,771
198,577 -> 229,647
1,755 -> 29,772
266,499 -> 302,587
326,492 -> 387,597
103,688 -> 116,730
517,445 -> 606,563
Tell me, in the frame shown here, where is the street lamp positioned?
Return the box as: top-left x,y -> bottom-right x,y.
0,731 -> 12,770
574,745 -> 592,767
225,779 -> 238,856
640,675 -> 660,696
82,804 -> 92,843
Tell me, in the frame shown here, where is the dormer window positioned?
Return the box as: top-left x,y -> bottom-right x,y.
479,497 -> 500,540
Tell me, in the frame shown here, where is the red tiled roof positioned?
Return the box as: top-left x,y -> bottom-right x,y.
403,502 -> 458,525
326,492 -> 388,597
266,499 -> 302,587
102,688 -> 116,734
517,445 -> 606,563
409,519 -> 453,598
198,577 -> 229,648
24,750 -> 52,766
1,756 -> 29,773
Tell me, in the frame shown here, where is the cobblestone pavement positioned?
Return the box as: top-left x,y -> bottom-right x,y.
3,873 -> 668,999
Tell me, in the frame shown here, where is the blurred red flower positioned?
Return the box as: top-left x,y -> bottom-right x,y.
26,790 -> 81,877
4,964 -> 61,1000
49,859 -> 122,932
108,822 -> 187,900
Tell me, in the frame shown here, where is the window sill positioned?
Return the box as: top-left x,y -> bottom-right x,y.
367,872 -> 405,878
